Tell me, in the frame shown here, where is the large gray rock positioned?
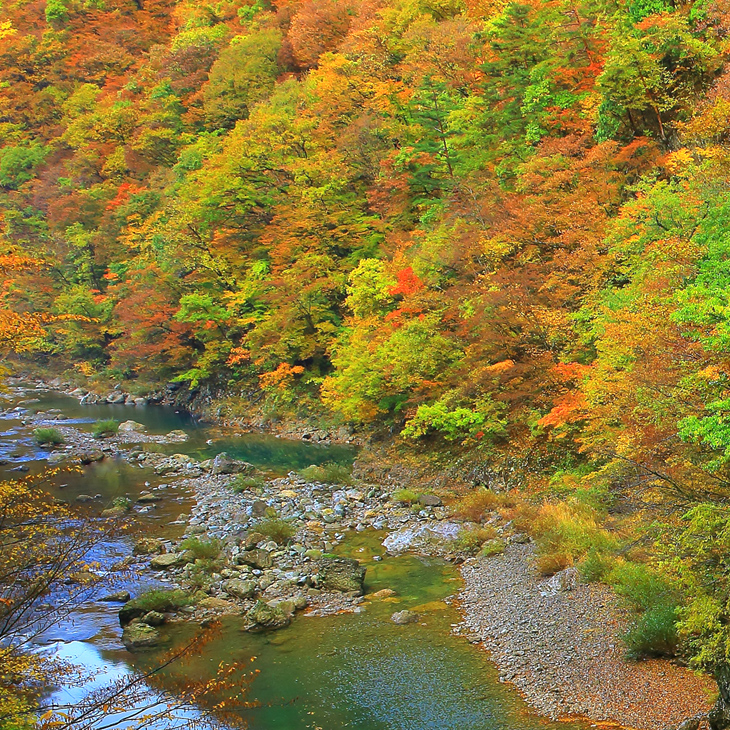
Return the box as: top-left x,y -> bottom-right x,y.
315,557 -> 366,595
245,601 -> 290,632
222,579 -> 257,600
134,537 -> 166,555
540,567 -> 579,596
418,494 -> 442,507
211,452 -> 255,476
122,621 -> 160,650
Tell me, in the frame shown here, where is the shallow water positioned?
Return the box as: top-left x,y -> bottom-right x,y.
0,385 -> 587,730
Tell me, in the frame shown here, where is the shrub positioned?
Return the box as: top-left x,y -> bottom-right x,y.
579,547 -> 615,583
127,588 -> 193,613
33,428 -> 64,446
608,562 -> 675,612
253,518 -> 296,545
93,419 -> 119,438
392,489 -> 418,505
232,474 -> 266,493
112,496 -> 132,510
299,462 -> 352,485
533,501 -> 617,576
624,604 -> 679,659
452,488 -> 502,522
179,537 -> 221,560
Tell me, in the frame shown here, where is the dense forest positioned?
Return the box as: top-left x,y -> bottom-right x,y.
5,0 -> 730,721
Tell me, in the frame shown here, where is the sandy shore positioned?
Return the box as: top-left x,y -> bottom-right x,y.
457,544 -> 714,730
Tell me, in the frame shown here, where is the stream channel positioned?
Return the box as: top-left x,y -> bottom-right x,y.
0,383 -> 589,730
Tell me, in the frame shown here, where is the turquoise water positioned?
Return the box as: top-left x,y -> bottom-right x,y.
0,387 -> 587,730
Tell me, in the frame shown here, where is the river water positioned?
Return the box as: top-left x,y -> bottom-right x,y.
0,385 -> 587,730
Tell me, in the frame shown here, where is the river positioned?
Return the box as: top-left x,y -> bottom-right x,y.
0,383 -> 588,730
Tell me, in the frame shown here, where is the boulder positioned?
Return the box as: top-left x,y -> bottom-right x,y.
150,552 -> 188,570
106,393 -> 126,405
100,591 -> 131,603
165,429 -> 189,442
237,549 -> 272,570
134,538 -> 166,556
222,579 -> 257,600
391,610 -> 419,625
244,600 -> 290,632
118,420 -> 147,434
211,452 -> 255,476
122,621 -> 160,650
418,494 -> 442,507
315,557 -> 366,595
101,505 -> 127,518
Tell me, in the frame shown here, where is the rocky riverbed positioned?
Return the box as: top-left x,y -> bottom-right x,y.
2,380 -> 718,730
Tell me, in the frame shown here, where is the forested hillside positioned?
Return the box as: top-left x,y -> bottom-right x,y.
6,0 -> 730,709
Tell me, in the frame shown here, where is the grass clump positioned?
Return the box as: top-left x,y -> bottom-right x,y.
232,474 -> 266,493
479,539 -> 506,557
452,488 -> 503,522
93,419 -> 119,438
578,547 -> 615,583
392,489 -> 418,505
33,427 -> 64,446
299,462 -> 353,485
179,536 -> 221,560
253,518 -> 296,545
128,588 -> 192,613
449,526 -> 498,554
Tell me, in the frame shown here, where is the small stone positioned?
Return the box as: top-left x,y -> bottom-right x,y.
137,492 -> 163,504
369,588 -> 397,599
133,538 -> 165,556
79,450 -> 104,464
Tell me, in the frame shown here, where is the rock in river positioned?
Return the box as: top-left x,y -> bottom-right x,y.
150,552 -> 188,570
122,621 -> 161,650
315,557 -> 366,595
244,600 -> 291,632
391,610 -> 419,625
211,452 -> 256,476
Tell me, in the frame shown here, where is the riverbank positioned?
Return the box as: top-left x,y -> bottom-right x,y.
457,545 -> 714,730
